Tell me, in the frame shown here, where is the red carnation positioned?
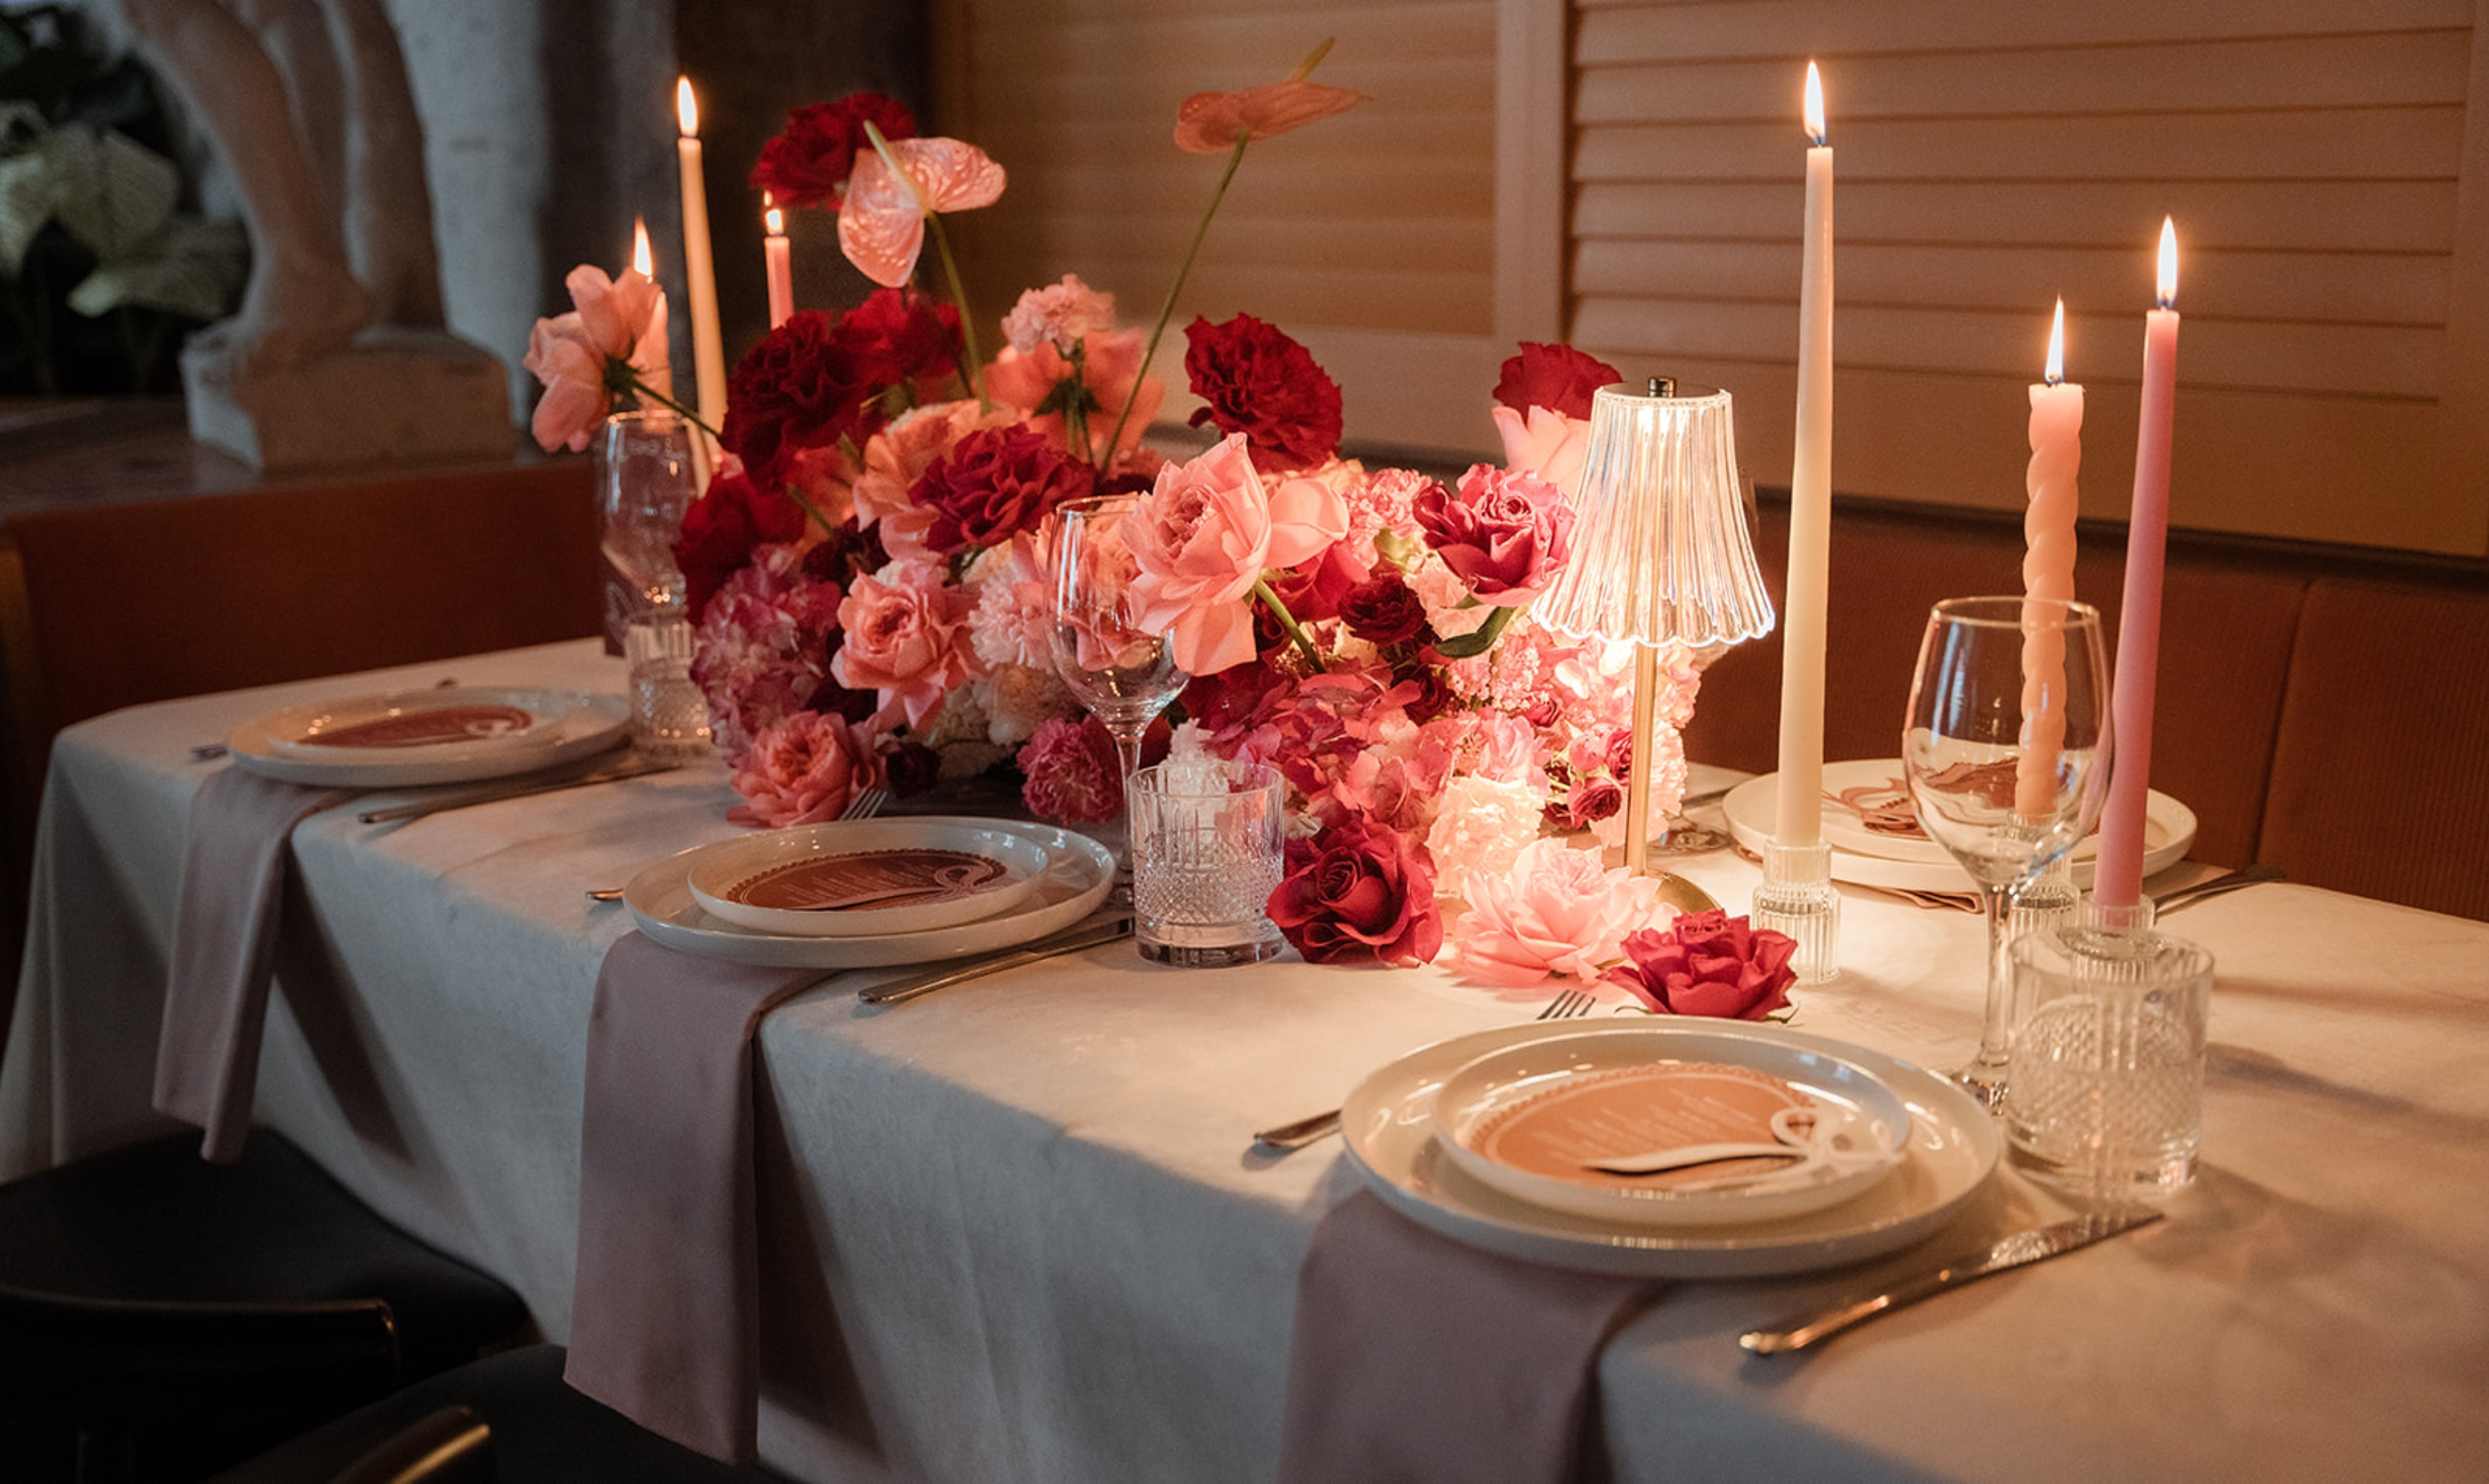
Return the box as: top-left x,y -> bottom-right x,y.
1338,571 -> 1430,647
1492,342 -> 1621,421
913,425 -> 1096,555
721,311 -> 879,493
839,287 -> 961,401
1267,809 -> 1443,967
1183,313 -> 1342,473
675,464 -> 807,621
1019,715 -> 1123,825
750,93 -> 919,209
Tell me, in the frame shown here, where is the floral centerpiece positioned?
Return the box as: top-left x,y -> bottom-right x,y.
525,43 -> 1756,984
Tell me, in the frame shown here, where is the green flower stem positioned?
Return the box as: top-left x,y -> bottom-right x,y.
925,210 -> 990,413
1251,575 -> 1325,673
1426,602 -> 1522,660
620,370 -> 721,442
1104,131 -> 1250,464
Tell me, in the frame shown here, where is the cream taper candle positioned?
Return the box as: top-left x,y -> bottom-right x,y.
1774,60 -> 1834,847
763,203 -> 793,329
675,77 -> 727,430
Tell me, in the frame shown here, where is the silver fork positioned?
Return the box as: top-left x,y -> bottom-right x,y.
1250,988 -> 1600,1152
585,784 -> 893,903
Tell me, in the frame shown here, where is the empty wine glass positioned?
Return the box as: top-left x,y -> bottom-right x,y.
1903,596 -> 2112,1109
597,408 -> 699,614
1048,494 -> 1189,861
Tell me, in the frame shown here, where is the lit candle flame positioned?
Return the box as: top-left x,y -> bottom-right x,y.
2045,298 -> 2066,385
1803,61 -> 1826,147
765,206 -> 784,237
675,76 -> 698,138
632,217 -> 652,276
2156,217 -> 2179,310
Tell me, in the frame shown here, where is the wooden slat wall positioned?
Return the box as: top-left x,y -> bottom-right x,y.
1570,0 -> 2489,555
932,0 -> 1505,450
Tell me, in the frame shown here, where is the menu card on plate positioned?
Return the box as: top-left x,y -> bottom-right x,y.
1470,1061 -> 1812,1192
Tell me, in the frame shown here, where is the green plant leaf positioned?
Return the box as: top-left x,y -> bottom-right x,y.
43,122 -> 176,260
68,215 -> 245,321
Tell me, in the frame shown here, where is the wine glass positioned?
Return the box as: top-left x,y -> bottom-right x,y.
1903,596 -> 2113,1109
596,408 -> 700,614
1048,494 -> 1190,861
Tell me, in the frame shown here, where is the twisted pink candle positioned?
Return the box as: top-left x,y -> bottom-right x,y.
2017,301 -> 2081,821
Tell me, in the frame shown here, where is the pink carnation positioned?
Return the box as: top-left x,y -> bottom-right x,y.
727,710 -> 885,828
1452,837 -> 1670,989
689,544 -> 845,766
1018,715 -> 1123,824
831,559 -> 981,730
1001,274 -> 1118,353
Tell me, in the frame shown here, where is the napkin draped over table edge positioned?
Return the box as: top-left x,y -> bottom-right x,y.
564,930 -> 825,1465
1279,1189 -> 1663,1484
152,766 -> 354,1163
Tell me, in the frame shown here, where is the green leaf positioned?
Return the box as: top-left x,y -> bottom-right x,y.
44,122 -> 176,260
1426,602 -> 1522,659
67,216 -> 245,321
0,148 -> 56,275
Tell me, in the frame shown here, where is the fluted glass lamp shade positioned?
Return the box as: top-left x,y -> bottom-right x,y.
1535,381 -> 1776,651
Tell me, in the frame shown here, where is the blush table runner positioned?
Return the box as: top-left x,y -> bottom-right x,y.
1279,1189 -> 1662,1484
564,931 -> 826,1465
151,766 -> 352,1163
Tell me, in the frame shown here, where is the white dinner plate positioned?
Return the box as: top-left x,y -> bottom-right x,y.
229,688 -> 629,788
686,819 -> 1050,938
1721,764 -> 2196,893
1431,1028 -> 1909,1229
625,818 -> 1114,968
265,688 -> 559,764
1342,1020 -> 1999,1278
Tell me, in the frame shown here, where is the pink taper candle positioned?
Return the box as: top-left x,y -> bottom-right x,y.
2016,300 -> 2082,820
763,203 -> 793,329
1774,60 -> 1834,847
2094,219 -> 2180,907
675,78 -> 727,431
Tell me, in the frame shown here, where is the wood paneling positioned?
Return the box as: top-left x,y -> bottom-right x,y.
1570,1 -> 2489,555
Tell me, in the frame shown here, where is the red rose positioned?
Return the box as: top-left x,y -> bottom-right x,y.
838,287 -> 961,400
721,312 -> 879,492
1267,809 -> 1443,967
1182,313 -> 1343,473
750,93 -> 919,209
1605,725 -> 1636,781
1565,773 -> 1622,830
1492,342 -> 1621,421
1604,910 -> 1798,1021
1338,571 -> 1430,646
675,465 -> 807,621
1414,463 -> 1575,605
913,425 -> 1096,555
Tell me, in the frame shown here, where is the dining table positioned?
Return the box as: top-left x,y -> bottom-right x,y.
3,636 -> 2485,1483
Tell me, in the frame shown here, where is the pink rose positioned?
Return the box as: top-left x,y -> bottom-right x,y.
1490,403 -> 1593,502
522,264 -> 671,453
1268,809 -> 1443,967
1123,433 -> 1347,676
727,710 -> 884,828
1416,463 -> 1576,607
1604,910 -> 1798,1021
1452,837 -> 1671,989
830,559 -> 980,729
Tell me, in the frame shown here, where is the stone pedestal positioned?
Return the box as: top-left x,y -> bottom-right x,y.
181,326 -> 511,472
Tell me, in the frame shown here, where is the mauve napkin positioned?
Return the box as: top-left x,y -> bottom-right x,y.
153,766 -> 351,1163
564,931 -> 824,1465
1279,1190 -> 1662,1484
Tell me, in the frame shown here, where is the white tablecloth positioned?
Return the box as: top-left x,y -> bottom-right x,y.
6,639 -> 2487,1483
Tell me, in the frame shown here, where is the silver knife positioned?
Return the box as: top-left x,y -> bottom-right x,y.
859,913 -> 1136,1005
356,754 -> 679,824
1739,1206 -> 2163,1354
